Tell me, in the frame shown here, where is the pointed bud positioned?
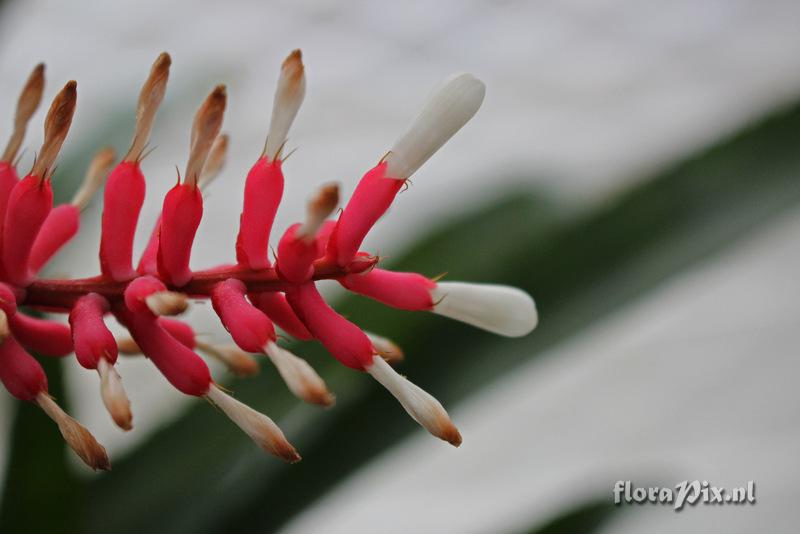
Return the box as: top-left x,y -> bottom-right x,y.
196,341 -> 260,377
145,290 -> 189,316
296,183 -> 339,241
186,85 -> 226,186
264,49 -> 305,160
263,341 -> 334,406
366,355 -> 461,446
2,63 -> 45,163
365,331 -> 404,364
32,80 -> 78,179
385,73 -> 485,179
71,146 -> 116,209
197,134 -> 228,190
126,52 -> 171,162
431,282 -> 537,337
98,358 -> 132,431
206,384 -> 300,462
116,336 -> 141,355
36,392 -> 110,470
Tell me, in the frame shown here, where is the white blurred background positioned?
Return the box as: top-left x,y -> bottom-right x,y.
1,0 -> 800,532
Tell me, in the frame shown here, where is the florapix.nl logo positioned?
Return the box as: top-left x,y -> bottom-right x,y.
613,480 -> 756,511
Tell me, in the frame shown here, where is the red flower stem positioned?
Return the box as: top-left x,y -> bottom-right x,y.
22,258 -> 366,310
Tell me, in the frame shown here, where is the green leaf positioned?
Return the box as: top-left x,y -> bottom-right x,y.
521,499 -> 617,534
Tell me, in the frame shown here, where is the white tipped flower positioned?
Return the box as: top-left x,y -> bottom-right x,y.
366,355 -> 461,446
431,282 -> 537,337
264,49 -> 306,160
145,291 -> 188,316
365,331 -> 404,365
98,358 -> 133,431
36,392 -> 110,470
385,73 -> 485,179
206,384 -> 300,463
196,341 -> 260,377
264,341 -> 335,407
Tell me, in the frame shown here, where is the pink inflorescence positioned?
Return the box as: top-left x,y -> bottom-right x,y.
0,51 -> 538,470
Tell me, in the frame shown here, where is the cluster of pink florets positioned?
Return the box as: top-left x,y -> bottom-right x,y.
0,50 -> 537,470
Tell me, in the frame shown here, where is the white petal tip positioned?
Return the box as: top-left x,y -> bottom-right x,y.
367,356 -> 461,446
264,342 -> 335,407
365,331 -> 405,365
145,291 -> 188,316
432,282 -> 538,337
207,385 -> 301,463
98,359 -> 133,431
386,73 -> 485,179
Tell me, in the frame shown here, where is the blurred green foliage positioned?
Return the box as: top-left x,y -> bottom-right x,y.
2,94 -> 800,534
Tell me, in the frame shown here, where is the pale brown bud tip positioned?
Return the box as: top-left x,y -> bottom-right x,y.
33,81 -> 77,178
197,341 -> 260,377
71,146 -> 116,208
126,52 -> 171,162
206,385 -> 301,463
116,336 -> 141,355
298,183 -> 339,240
2,63 -> 46,162
186,85 -> 227,186
198,133 -> 229,190
365,331 -> 404,365
0,310 -> 9,343
264,341 -> 335,407
98,359 -> 133,431
145,291 -> 188,316
264,49 -> 306,160
367,356 -> 461,447
36,393 -> 111,470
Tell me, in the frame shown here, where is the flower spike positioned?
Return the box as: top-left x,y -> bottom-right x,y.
0,55 -> 536,467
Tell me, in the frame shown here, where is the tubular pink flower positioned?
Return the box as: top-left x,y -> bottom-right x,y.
326,162 -> 402,266
286,282 -> 374,370
69,293 -> 117,369
276,224 -> 317,283
115,304 -> 211,396
340,268 -> 435,310
0,334 -> 47,401
158,317 -> 196,349
249,291 -> 312,341
2,175 -> 54,285
99,161 -> 146,281
137,214 -> 161,275
211,278 -> 275,352
236,157 -> 284,269
29,204 -> 79,274
9,312 -> 72,357
157,183 -> 203,286
0,163 -> 19,225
